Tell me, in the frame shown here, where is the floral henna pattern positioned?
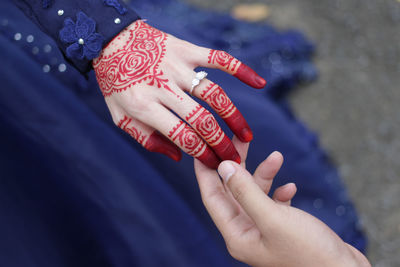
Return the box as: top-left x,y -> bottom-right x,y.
201,83 -> 252,143
168,121 -> 220,168
200,83 -> 236,119
168,121 -> 206,157
93,20 -> 173,97
208,49 -> 266,89
118,116 -> 148,146
185,105 -> 224,146
184,104 -> 240,163
119,116 -> 182,161
208,50 -> 240,72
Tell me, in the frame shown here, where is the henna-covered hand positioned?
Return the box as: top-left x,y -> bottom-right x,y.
93,20 -> 266,169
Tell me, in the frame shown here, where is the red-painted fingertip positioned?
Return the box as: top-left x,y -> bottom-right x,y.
147,132 -> 182,162
232,153 -> 241,164
234,64 -> 267,89
167,150 -> 182,162
239,127 -> 253,143
254,76 -> 267,89
197,148 -> 220,169
213,135 -> 241,163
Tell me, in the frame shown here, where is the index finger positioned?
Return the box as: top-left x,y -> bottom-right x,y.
218,161 -> 278,232
195,47 -> 266,89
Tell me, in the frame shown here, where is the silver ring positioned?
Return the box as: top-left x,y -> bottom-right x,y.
190,71 -> 208,95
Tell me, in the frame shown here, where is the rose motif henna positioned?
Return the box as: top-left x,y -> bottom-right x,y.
200,83 -> 236,119
118,116 -> 148,146
118,116 -> 182,161
208,50 -> 239,72
208,49 -> 266,89
184,104 -> 240,163
200,82 -> 252,145
168,121 -> 206,157
168,120 -> 220,168
93,20 -> 173,97
185,105 -> 224,146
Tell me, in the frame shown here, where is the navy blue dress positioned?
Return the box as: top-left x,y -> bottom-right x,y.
0,0 -> 366,266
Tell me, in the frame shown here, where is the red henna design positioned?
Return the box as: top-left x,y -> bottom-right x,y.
200,83 -> 253,142
185,104 -> 240,162
168,121 -> 206,157
213,135 -> 241,164
146,132 -> 182,162
196,149 -> 220,169
208,49 -> 266,89
185,105 -> 224,146
118,116 -> 181,161
225,109 -> 253,143
208,50 -> 239,72
200,83 -> 236,119
234,63 -> 266,89
93,20 -> 175,97
168,121 -> 220,168
118,115 -> 148,145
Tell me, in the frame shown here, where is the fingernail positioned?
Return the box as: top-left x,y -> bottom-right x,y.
218,161 -> 236,182
267,151 -> 281,161
240,127 -> 253,142
268,151 -> 278,158
255,76 -> 266,88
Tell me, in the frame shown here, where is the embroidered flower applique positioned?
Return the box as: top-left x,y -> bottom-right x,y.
103,0 -> 127,15
59,12 -> 105,60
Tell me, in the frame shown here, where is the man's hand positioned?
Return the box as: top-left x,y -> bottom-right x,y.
93,20 -> 266,169
194,137 -> 371,267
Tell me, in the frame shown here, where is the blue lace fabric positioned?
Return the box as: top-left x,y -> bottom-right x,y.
0,0 -> 366,266
59,12 -> 104,60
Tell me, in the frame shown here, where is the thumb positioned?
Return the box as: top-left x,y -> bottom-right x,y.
218,161 -> 277,230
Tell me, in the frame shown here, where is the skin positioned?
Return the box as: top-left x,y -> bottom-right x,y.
194,137 -> 371,267
93,20 -> 266,169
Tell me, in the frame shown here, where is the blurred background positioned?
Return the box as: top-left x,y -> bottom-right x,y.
184,0 -> 400,266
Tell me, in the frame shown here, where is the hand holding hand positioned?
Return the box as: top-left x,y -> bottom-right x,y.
93,20 -> 266,169
194,137 -> 371,267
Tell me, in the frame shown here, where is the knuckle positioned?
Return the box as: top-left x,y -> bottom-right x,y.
129,89 -> 147,105
171,39 -> 191,52
126,91 -> 152,115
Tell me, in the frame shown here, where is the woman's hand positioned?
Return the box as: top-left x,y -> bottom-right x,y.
93,20 -> 266,169
194,137 -> 371,267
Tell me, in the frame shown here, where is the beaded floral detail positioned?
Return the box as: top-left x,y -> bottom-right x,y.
103,0 -> 127,15
59,12 -> 105,60
42,0 -> 52,9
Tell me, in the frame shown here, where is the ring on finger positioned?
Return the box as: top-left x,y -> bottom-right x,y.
190,71 -> 208,95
